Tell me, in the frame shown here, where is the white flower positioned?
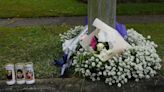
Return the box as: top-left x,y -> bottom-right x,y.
92,73 -> 96,77
91,62 -> 96,67
98,71 -> 102,75
128,75 -> 131,79
67,27 -> 161,87
103,71 -> 107,76
85,60 -> 89,64
85,73 -> 88,76
118,67 -> 123,71
97,43 -> 105,51
91,56 -> 95,61
112,67 -> 116,71
117,72 -> 121,76
79,48 -> 84,52
97,64 -> 101,68
109,82 -> 112,86
146,75 -> 150,79
105,78 -> 109,83
98,62 -> 102,66
135,79 -> 139,82
112,80 -> 115,83
83,52 -> 87,55
139,73 -> 144,78
96,58 -> 99,62
81,69 -> 85,74
124,78 -> 128,83
84,64 -> 88,68
86,69 -> 90,73
107,72 -> 111,76
117,83 -> 121,87
97,77 -> 100,81
112,71 -> 116,75
107,66 -> 112,70
91,77 -> 96,81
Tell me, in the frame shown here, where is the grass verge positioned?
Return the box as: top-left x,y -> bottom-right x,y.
117,2 -> 164,15
0,25 -> 70,79
0,0 -> 87,18
0,1 -> 163,18
0,24 -> 163,80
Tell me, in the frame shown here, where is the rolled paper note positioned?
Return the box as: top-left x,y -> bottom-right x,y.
24,62 -> 35,84
5,63 -> 16,85
15,63 -> 25,84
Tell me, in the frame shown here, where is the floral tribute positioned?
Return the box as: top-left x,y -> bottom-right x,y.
59,19 -> 161,87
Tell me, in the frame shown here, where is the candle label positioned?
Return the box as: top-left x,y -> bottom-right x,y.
25,66 -> 34,80
6,70 -> 13,80
16,69 -> 24,80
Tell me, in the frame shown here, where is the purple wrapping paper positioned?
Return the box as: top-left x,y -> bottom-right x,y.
115,22 -> 127,38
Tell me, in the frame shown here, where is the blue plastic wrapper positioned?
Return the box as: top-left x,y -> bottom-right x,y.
54,53 -> 68,67
115,22 -> 127,38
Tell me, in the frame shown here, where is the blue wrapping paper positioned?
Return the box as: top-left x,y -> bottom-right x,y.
115,22 -> 127,38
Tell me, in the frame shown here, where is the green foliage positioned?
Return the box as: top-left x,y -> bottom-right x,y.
117,0 -> 164,3
0,1 -> 163,18
117,2 -> 164,15
0,0 -> 87,18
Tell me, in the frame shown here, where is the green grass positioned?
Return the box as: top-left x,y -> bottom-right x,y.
0,24 -> 164,80
117,3 -> 164,15
0,0 -> 87,18
0,25 -> 71,80
0,1 -> 163,18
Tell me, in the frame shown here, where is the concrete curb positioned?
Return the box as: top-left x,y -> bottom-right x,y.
0,76 -> 164,92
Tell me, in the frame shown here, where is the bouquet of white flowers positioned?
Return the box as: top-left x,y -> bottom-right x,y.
60,26 -> 161,87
